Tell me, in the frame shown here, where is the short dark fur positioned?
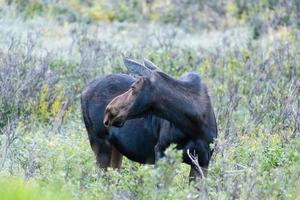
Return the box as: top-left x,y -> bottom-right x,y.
81,74 -> 210,179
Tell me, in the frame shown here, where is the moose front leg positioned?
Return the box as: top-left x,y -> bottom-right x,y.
110,145 -> 123,169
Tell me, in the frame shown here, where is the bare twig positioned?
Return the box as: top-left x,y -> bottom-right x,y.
187,149 -> 204,178
0,121 -> 18,169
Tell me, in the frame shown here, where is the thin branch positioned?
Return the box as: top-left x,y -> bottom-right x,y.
187,149 -> 204,178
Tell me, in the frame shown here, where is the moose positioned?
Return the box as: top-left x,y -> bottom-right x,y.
104,58 -> 218,176
81,73 -> 204,177
81,58 -> 217,180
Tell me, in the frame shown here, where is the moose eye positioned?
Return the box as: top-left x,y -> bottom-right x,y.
131,84 -> 139,95
131,85 -> 136,91
111,109 -> 117,117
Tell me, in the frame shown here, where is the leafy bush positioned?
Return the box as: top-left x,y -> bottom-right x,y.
0,35 -> 52,128
0,175 -> 71,200
4,0 -> 300,31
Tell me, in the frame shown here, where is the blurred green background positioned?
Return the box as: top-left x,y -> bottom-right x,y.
0,0 -> 299,199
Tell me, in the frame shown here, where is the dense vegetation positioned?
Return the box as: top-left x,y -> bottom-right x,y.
0,0 -> 299,199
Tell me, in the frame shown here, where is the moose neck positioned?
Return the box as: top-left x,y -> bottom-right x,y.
150,74 -> 204,135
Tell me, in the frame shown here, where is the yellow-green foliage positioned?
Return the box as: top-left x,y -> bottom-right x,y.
0,0 -> 5,6
36,85 -> 68,122
38,85 -> 49,120
83,2 -> 115,22
24,1 -> 44,18
0,176 -> 71,200
51,95 -> 62,118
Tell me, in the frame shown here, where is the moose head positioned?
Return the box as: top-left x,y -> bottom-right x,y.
103,58 -> 161,127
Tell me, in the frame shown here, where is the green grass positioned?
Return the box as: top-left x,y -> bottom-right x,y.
0,176 -> 71,200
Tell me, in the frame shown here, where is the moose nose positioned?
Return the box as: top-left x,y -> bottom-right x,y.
103,113 -> 110,127
103,119 -> 109,127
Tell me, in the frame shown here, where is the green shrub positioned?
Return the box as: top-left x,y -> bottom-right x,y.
0,176 -> 71,200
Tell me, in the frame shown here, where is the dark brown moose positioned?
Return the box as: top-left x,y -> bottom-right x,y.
81,63 -> 212,178
104,58 -> 218,177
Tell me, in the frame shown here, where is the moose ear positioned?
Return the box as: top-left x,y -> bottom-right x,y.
143,58 -> 162,72
123,57 -> 152,77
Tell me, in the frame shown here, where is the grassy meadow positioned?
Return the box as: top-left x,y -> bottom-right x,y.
0,0 -> 299,199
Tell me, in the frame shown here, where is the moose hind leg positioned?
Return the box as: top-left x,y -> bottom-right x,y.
89,135 -> 112,169
110,145 -> 123,169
